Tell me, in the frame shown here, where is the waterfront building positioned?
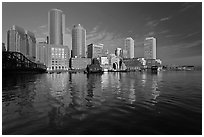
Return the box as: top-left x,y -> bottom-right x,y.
36,43 -> 48,65
7,25 -> 36,61
36,43 -> 70,71
47,9 -> 70,71
145,59 -> 162,69
125,37 -> 134,58
123,58 -> 144,71
72,24 -> 86,58
69,58 -> 91,70
87,43 -> 103,58
48,9 -> 65,45
144,37 -> 156,59
47,44 -> 69,71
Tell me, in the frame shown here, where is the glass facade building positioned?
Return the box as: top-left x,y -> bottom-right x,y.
48,9 -> 65,45
72,24 -> 86,58
144,37 -> 156,59
125,37 -> 134,58
7,25 -> 36,61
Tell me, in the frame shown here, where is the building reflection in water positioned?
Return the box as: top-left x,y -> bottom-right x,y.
2,74 -> 50,134
150,72 -> 162,105
141,72 -> 147,87
47,73 -> 71,108
46,72 -> 105,125
101,72 -> 109,89
86,74 -> 103,107
128,79 -> 136,104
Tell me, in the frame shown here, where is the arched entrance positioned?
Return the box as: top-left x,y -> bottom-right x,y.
113,62 -> 118,70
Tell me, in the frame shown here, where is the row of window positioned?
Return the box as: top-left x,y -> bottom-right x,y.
50,66 -> 67,70
51,47 -> 65,53
51,54 -> 66,58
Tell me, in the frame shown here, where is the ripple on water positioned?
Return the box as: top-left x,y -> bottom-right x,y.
2,72 -> 202,135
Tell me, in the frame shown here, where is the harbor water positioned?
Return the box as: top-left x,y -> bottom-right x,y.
2,71 -> 202,135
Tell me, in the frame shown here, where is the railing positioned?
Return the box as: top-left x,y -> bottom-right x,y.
2,51 -> 47,73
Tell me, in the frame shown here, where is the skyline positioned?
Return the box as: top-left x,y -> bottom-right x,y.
2,2 -> 202,65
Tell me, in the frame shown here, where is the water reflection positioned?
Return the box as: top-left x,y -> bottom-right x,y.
4,71 -> 201,135
129,79 -> 136,104
2,74 -> 48,134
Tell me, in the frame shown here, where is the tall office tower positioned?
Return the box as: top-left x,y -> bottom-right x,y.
48,9 -> 65,45
125,37 -> 134,58
7,25 -> 36,60
25,30 -> 36,60
144,37 -> 156,59
72,24 -> 86,58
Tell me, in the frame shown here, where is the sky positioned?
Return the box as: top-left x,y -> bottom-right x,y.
2,2 -> 202,65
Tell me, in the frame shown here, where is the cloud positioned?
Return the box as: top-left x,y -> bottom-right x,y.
181,39 -> 201,48
86,25 -> 127,53
145,20 -> 159,28
160,16 -> 171,21
158,39 -> 202,60
165,34 -> 182,38
181,31 -> 201,39
33,24 -> 49,38
144,31 -> 157,37
158,29 -> 170,35
88,25 -> 99,34
86,31 -> 106,44
179,3 -> 199,12
146,16 -> 171,28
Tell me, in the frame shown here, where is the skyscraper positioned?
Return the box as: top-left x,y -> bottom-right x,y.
7,25 -> 36,60
47,9 -> 70,71
125,37 -> 134,58
144,37 -> 156,59
72,24 -> 86,58
48,9 -> 65,45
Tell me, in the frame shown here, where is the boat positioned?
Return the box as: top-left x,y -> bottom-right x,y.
86,64 -> 103,74
151,66 -> 158,73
